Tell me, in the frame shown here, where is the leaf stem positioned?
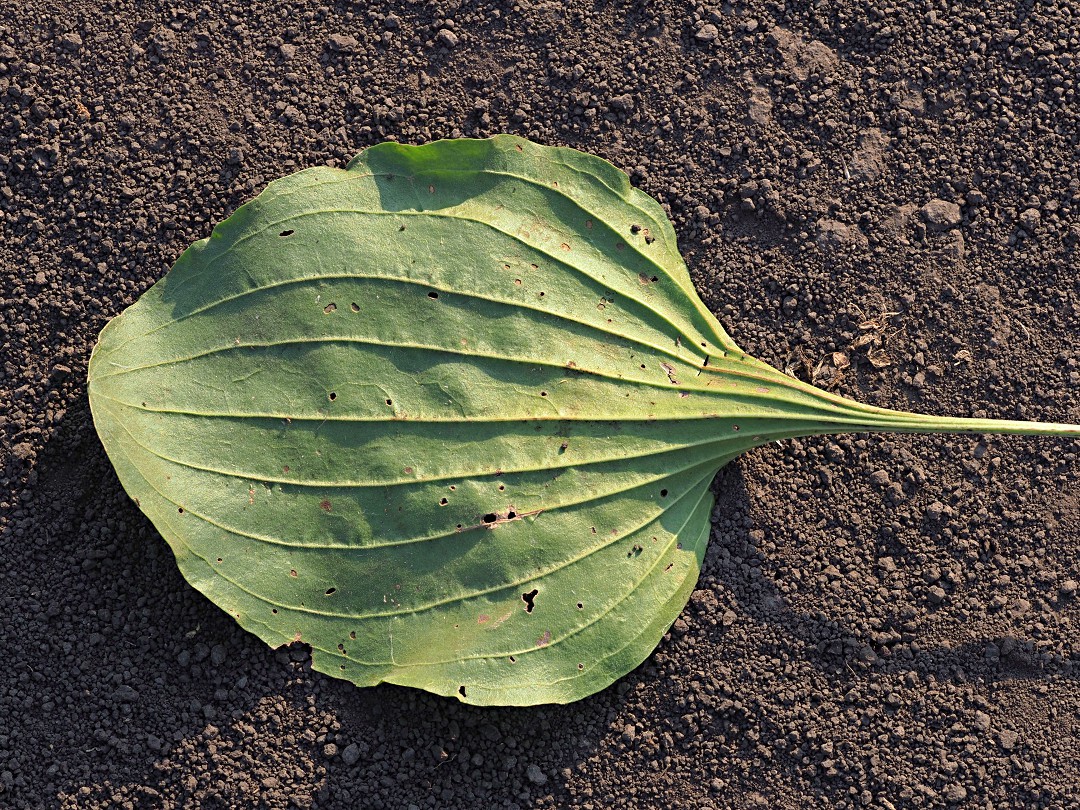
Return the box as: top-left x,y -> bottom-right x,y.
740,359 -> 1080,440
798,408 -> 1080,439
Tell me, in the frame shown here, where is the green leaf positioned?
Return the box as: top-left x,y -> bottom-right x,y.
88,135 -> 1078,705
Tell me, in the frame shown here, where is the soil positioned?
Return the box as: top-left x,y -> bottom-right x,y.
1,1 -> 1078,808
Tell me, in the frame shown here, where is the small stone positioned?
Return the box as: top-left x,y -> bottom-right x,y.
621,724 -> 636,744
816,218 -> 867,251
1008,598 -> 1031,617
1018,207 -> 1041,232
921,199 -> 961,232
384,14 -> 401,29
279,43 -> 297,59
944,230 -> 965,259
998,729 -> 1019,750
327,33 -> 359,53
114,685 -> 139,703
973,710 -> 991,732
341,743 -> 360,766
928,586 -> 946,604
150,26 -> 178,58
210,643 -> 227,665
526,763 -> 548,785
1061,579 -> 1078,598
59,32 -> 83,52
323,743 -> 338,759
695,24 -> 719,42
943,784 -> 967,803
436,29 -> 460,48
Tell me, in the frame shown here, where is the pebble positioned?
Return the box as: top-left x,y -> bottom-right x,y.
943,784 -> 967,803
59,33 -> 83,52
921,199 -> 962,231
341,742 -> 360,766
327,33 -> 359,53
437,29 -> 460,48
526,763 -> 548,785
998,729 -> 1019,750
1018,207 -> 1041,232
695,24 -> 719,42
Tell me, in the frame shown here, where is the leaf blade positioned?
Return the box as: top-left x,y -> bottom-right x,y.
89,136 -> 746,704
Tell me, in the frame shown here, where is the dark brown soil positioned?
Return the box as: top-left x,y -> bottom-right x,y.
2,1 -> 1078,808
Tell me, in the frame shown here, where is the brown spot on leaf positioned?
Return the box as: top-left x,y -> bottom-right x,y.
536,630 -> 552,647
478,614 -> 490,624
319,500 -> 332,512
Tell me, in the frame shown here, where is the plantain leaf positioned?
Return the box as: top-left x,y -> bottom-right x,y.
88,135 -> 1078,705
